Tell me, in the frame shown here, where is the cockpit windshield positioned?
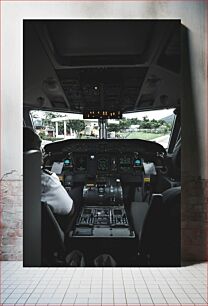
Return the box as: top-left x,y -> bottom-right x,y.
30,108 -> 175,149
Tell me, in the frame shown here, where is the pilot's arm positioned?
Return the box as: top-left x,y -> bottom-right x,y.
41,169 -> 73,215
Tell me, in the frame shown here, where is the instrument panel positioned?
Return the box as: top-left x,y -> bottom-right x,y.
45,151 -> 166,178
44,139 -> 167,177
60,152 -> 143,174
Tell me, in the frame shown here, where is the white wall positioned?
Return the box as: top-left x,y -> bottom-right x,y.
1,1 -> 207,179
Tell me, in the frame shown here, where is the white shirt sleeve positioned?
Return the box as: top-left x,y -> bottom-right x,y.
41,171 -> 73,215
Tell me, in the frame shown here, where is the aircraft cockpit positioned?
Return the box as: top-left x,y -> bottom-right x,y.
23,19 -> 181,267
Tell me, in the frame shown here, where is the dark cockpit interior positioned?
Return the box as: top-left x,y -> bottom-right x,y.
23,20 -> 181,267
24,20 -> 180,113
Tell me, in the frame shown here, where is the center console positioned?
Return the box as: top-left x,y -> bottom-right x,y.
71,206 -> 134,238
82,177 -> 123,206
77,206 -> 128,227
69,175 -> 135,238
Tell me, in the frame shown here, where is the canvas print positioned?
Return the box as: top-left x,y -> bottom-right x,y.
23,20 -> 181,267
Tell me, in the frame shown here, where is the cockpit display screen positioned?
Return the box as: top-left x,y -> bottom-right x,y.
98,158 -> 109,171
64,159 -> 72,165
133,159 -> 142,167
83,110 -> 122,119
75,155 -> 87,171
119,156 -> 132,170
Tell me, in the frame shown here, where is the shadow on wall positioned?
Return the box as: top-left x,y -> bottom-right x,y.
181,25 -> 207,262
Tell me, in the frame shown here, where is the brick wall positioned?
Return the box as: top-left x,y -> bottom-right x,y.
181,178 -> 208,261
0,178 -> 23,261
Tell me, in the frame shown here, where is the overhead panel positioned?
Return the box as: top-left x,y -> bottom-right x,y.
23,20 -> 181,113
56,67 -> 147,112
